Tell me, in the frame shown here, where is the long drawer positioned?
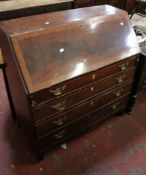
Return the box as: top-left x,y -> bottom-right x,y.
35,81 -> 132,138
36,96 -> 129,150
33,67 -> 135,121
31,56 -> 137,105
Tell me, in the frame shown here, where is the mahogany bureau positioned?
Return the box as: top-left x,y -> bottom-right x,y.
0,5 -> 140,160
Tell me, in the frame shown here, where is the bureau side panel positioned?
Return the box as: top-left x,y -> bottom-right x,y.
0,30 -> 36,148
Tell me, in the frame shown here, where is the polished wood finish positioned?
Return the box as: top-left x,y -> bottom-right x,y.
0,5 -> 130,35
34,80 -> 133,122
0,6 -> 140,160
10,14 -> 139,93
36,96 -> 129,151
33,68 -> 135,121
35,86 -> 132,138
29,52 -> 137,104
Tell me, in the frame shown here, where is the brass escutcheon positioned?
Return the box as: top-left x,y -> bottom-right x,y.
49,85 -> 66,96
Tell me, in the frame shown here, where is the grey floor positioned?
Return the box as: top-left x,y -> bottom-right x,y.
131,14 -> 146,54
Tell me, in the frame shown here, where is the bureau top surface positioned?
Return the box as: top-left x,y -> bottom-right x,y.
0,5 -> 127,35
0,0 -> 73,12
0,5 -> 140,94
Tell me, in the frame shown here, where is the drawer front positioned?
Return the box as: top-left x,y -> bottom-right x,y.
36,115 -> 87,150
35,92 -> 130,138
33,67 -> 135,121
87,96 -> 129,123
31,56 -> 137,105
36,96 -> 128,150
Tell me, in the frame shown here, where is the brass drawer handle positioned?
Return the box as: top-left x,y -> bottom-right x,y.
51,100 -> 66,111
53,116 -> 67,126
116,74 -> 126,83
49,85 -> 66,96
114,89 -> 124,97
52,130 -> 66,139
111,102 -> 119,110
118,62 -> 129,70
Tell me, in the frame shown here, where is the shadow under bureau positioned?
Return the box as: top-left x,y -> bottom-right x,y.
0,5 -> 140,160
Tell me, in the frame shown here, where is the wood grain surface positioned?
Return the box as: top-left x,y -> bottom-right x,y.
10,11 -> 140,93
